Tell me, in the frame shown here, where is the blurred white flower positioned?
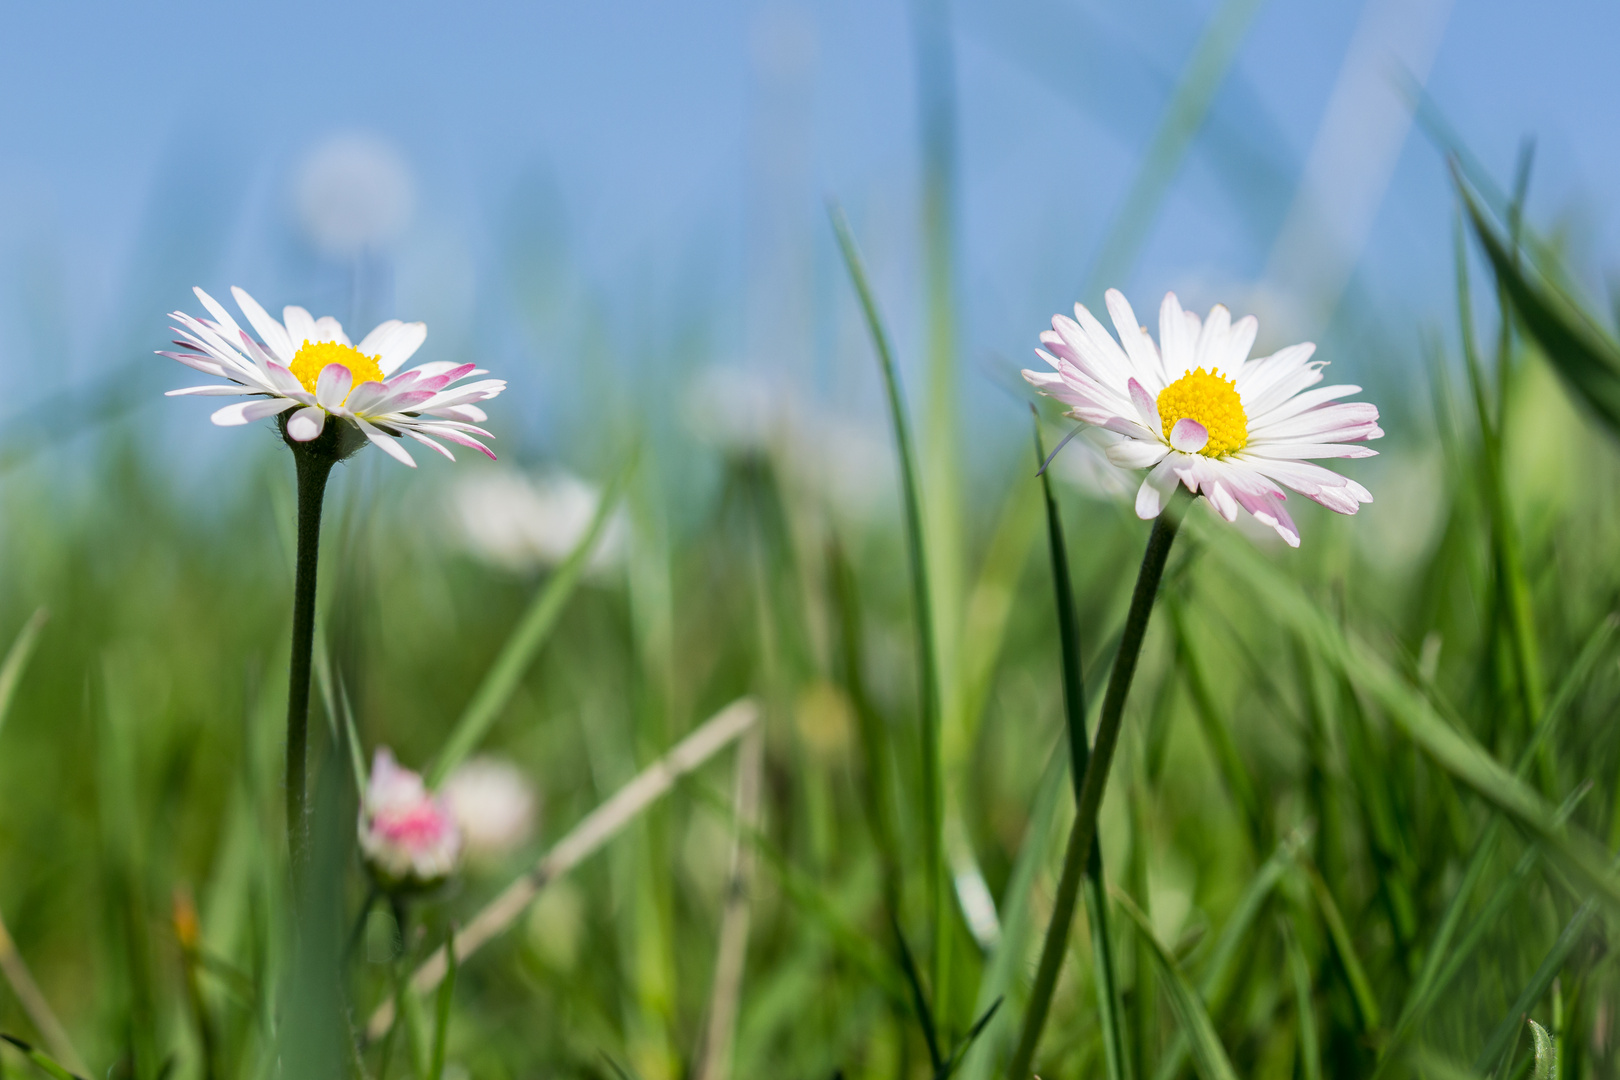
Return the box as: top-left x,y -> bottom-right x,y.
359,748 -> 462,891
295,133 -> 415,257
161,286 -> 505,467
442,756 -> 537,862
449,468 -> 627,573
683,365 -> 785,453
1024,289 -> 1382,547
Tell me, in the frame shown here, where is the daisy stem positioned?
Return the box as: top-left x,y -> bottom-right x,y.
286,443 -> 337,881
1006,500 -> 1182,1080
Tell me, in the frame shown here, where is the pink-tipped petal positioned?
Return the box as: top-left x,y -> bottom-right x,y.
315,363 -> 353,409
1169,418 -> 1209,454
211,398 -> 297,426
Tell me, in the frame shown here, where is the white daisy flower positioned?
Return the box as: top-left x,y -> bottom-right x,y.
1023,290 -> 1382,547
160,286 -> 505,467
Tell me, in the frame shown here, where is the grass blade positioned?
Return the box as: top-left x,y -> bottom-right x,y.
428,457 -> 632,786
1031,411 -> 1129,1080
1457,170 -> 1620,436
829,203 -> 946,1007
367,699 -> 760,1040
1113,889 -> 1240,1080
1283,919 -> 1322,1080
0,1037 -> 82,1080
1299,862 -> 1382,1038
1473,901 -> 1596,1077
428,927 -> 456,1080
0,610 -> 45,742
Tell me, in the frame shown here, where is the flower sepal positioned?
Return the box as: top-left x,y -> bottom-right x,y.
278,409 -> 369,466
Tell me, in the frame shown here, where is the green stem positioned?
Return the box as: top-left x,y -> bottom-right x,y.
287,444 -> 336,879
1007,505 -> 1181,1079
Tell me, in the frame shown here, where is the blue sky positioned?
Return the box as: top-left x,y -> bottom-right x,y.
1,0 -> 1617,464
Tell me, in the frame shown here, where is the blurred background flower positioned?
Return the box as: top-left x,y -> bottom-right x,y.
442,755 -> 538,863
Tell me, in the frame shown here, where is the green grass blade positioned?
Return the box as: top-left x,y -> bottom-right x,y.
829,202 -> 946,1003
1299,861 -> 1382,1038
428,458 -> 632,786
0,609 -> 46,741
428,927 -> 457,1080
1031,412 -> 1129,1080
1458,173 -> 1620,435
1087,0 -> 1271,291
1473,901 -> 1595,1077
1113,889 -> 1240,1080
1148,822 -> 1308,1080
0,1037 -> 81,1080
1283,919 -> 1322,1080
1200,520 -> 1620,913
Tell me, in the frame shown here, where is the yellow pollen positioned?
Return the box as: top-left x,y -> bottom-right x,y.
1156,367 -> 1248,456
288,339 -> 384,399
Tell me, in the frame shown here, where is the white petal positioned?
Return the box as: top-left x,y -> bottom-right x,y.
1127,378 -> 1162,435
1106,289 -> 1165,388
193,287 -> 246,342
1134,457 -> 1179,519
211,398 -> 297,426
1169,418 -> 1209,454
1194,304 -> 1231,373
377,322 -> 428,375
1159,292 -> 1195,379
285,406 -> 326,442
283,306 -> 318,349
313,315 -> 350,345
232,287 -> 295,362
166,385 -> 255,397
355,417 -> 417,467
1105,437 -> 1170,469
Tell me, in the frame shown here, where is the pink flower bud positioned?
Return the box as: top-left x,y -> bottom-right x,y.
358,748 -> 462,891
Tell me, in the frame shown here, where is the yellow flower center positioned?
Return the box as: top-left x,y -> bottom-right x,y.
288,339 -> 385,398
1156,367 -> 1248,456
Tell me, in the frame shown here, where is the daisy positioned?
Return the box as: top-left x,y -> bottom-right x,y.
160,286 -> 504,467
1023,289 -> 1382,547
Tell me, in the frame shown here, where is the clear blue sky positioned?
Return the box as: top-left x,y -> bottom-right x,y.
0,0 -> 1616,461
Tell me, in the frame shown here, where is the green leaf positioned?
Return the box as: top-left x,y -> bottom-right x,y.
1528,1019 -> 1556,1080
428,457 -> 632,786
0,610 -> 46,742
1299,861 -> 1381,1037
1473,905 -> 1592,1077
1113,890 -> 1240,1080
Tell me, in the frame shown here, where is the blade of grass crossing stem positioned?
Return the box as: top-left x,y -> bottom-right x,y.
428,459 -> 632,786
429,929 -> 457,1080
0,1037 -> 81,1080
1113,890 -> 1241,1080
0,610 -> 45,741
1150,829 -> 1307,1080
830,204 -> 947,1014
1474,900 -> 1596,1077
1283,919 -> 1323,1080
1008,499 -> 1184,1080
1032,412 -> 1129,1080
1197,516 -> 1620,913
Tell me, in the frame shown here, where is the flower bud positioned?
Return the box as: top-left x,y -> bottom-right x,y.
358,748 -> 462,891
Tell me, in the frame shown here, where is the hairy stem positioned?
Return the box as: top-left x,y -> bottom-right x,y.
287,445 -> 335,880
